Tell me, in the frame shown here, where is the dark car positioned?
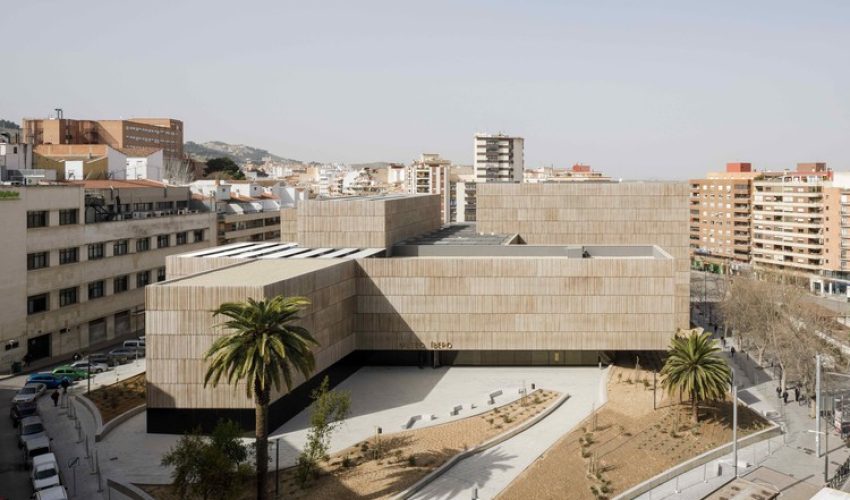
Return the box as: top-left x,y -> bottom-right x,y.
26,373 -> 72,389
10,400 -> 38,427
108,348 -> 139,364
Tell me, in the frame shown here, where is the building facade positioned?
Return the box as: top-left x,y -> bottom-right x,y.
0,181 -> 215,371
751,163 -> 832,282
146,183 -> 688,432
689,163 -> 759,273
22,117 -> 183,162
473,133 -> 524,183
406,153 -> 451,222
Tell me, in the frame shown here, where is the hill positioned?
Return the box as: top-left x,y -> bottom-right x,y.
185,141 -> 298,165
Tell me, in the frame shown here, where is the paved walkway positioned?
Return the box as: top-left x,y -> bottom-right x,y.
411,367 -> 606,500
632,308 -> 850,499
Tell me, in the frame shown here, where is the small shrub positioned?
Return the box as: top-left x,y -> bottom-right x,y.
341,455 -> 353,468
581,448 -> 591,458
407,455 -> 417,467
533,395 -> 541,404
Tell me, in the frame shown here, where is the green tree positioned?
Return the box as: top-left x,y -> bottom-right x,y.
161,420 -> 251,500
297,376 -> 351,486
661,330 -> 731,423
204,296 -> 319,500
204,157 -> 245,179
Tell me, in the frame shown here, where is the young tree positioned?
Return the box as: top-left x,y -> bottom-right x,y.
203,296 -> 319,500
297,376 -> 351,486
204,157 -> 245,180
661,330 -> 731,423
161,420 -> 251,500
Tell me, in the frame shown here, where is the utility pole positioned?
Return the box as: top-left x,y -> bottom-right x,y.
733,383 -> 738,478
816,354 -> 822,457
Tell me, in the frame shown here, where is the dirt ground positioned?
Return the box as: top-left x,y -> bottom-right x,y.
498,366 -> 768,500
140,389 -> 560,500
86,373 -> 146,423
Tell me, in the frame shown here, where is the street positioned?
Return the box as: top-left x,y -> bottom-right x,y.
0,388 -> 34,499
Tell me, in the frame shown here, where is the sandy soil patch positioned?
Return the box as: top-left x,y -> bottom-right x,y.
498,366 -> 768,500
86,373 -> 146,423
140,389 -> 560,499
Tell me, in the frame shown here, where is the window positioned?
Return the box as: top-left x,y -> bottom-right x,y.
27,211 -> 48,228
157,234 -> 170,248
156,201 -> 173,211
59,287 -> 78,307
175,232 -> 187,245
27,294 -> 49,315
113,239 -> 129,256
136,271 -> 151,288
114,275 -> 129,293
27,252 -> 49,270
136,238 -> 150,252
193,229 -> 204,243
87,243 -> 105,260
88,280 -> 105,300
157,267 -> 166,282
59,247 -> 79,265
59,209 -> 78,225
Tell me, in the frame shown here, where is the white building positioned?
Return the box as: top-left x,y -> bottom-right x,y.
124,149 -> 164,181
473,133 -> 524,183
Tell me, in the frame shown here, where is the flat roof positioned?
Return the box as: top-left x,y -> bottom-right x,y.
313,193 -> 433,202
397,224 -> 513,246
176,242 -> 383,261
176,259 -> 341,287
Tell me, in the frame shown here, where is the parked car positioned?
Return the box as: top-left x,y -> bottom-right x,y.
51,366 -> 89,381
12,383 -> 46,404
26,374 -> 72,389
10,400 -> 39,427
34,485 -> 68,500
69,360 -> 109,374
108,348 -> 140,363
31,453 -> 61,492
18,416 -> 47,449
86,353 -> 114,366
122,340 -> 145,352
24,435 -> 51,468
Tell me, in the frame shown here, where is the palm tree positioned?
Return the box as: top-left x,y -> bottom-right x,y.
204,296 -> 319,500
661,330 -> 731,423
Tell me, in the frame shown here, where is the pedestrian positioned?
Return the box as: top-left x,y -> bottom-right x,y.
720,336 -> 726,348
60,378 -> 70,395
783,391 -> 789,404
776,386 -> 782,398
730,346 -> 736,358
795,386 -> 801,402
50,389 -> 59,407
72,352 -> 81,362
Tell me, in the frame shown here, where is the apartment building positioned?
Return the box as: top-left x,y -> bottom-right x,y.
473,133 -> 524,182
406,153 -> 451,222
689,163 -> 760,273
0,180 -> 215,371
22,117 -> 183,161
190,180 -> 306,244
146,183 -> 688,432
751,163 -> 832,284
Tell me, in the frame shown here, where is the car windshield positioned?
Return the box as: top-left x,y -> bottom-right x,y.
29,447 -> 49,458
22,423 -> 44,435
20,407 -> 37,416
20,387 -> 36,394
34,466 -> 57,479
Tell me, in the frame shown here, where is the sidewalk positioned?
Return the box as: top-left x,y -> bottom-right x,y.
633,308 -> 850,499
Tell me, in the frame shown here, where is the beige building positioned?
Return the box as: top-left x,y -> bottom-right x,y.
22,117 -> 183,162
406,153 -> 451,222
145,183 -> 688,432
751,163 -> 832,282
0,180 -> 214,371
473,133 -> 524,182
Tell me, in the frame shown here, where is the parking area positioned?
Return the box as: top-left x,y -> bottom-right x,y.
0,387 -> 34,499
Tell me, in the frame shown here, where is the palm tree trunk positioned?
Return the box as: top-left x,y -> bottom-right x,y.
255,381 -> 270,500
691,391 -> 698,423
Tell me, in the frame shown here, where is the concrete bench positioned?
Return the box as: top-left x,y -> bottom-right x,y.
404,414 -> 436,429
489,390 -> 503,405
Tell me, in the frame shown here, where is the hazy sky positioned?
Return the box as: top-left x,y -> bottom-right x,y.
2,1 -> 849,179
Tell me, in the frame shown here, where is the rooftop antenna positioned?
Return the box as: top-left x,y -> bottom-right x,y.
54,108 -> 64,120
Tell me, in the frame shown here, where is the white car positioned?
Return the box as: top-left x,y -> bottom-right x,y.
24,435 -> 52,468
31,453 -> 61,492
69,360 -> 109,374
34,485 -> 68,500
18,416 -> 48,449
12,383 -> 46,404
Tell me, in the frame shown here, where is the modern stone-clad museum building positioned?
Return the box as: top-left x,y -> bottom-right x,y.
145,183 -> 688,431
